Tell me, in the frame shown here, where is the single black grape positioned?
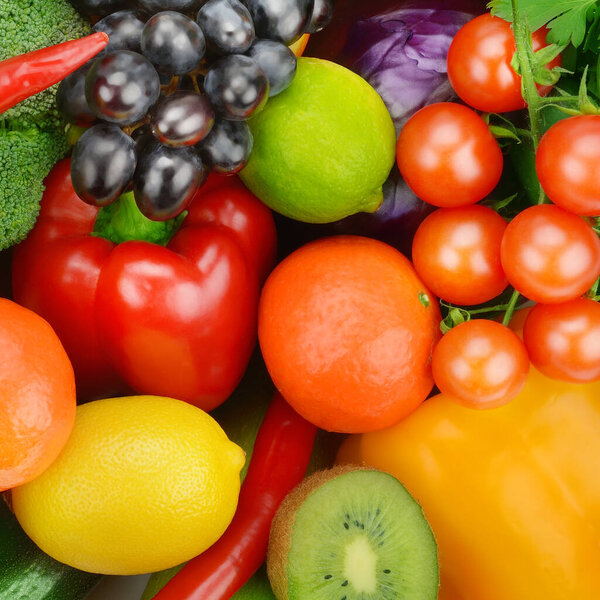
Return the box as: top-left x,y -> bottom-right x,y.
242,0 -> 313,45
151,91 -> 215,147
85,50 -> 161,125
71,123 -> 136,206
56,61 -> 97,126
199,119 -> 253,174
141,11 -> 206,75
305,0 -> 333,33
70,0 -> 133,16
247,39 -> 296,96
196,0 -> 255,55
133,141 -> 205,220
93,10 -> 146,54
204,54 -> 268,120
137,0 -> 202,14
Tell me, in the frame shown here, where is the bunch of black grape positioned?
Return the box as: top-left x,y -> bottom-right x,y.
58,0 -> 334,220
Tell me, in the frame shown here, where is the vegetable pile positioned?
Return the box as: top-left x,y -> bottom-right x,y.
1,0 -> 600,599
0,0 -> 91,250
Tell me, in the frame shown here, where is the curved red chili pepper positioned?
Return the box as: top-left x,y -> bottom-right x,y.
152,392 -> 317,600
0,32 -> 108,114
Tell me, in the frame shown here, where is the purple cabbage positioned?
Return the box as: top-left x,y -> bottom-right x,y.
340,5 -> 475,132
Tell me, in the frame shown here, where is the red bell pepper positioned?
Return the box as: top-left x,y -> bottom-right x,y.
0,32 -> 108,114
153,391 -> 317,600
12,159 -> 277,408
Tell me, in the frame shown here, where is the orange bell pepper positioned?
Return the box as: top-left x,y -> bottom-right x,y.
337,366 -> 600,600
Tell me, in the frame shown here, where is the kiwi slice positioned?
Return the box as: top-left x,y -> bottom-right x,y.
267,466 -> 438,600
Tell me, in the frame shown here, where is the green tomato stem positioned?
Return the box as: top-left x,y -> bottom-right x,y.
501,289 -> 522,327
510,0 -> 547,205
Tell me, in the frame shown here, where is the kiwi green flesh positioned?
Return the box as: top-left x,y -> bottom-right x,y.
286,470 -> 438,600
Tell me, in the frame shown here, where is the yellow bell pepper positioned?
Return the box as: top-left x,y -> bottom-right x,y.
337,366 -> 600,600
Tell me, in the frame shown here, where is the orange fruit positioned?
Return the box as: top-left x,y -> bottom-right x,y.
0,298 -> 76,491
258,236 -> 441,433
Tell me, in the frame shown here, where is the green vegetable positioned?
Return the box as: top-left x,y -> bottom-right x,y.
0,0 -> 90,250
0,497 -> 101,600
489,0 -> 598,47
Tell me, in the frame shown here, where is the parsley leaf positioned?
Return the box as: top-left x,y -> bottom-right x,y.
488,0 -> 598,47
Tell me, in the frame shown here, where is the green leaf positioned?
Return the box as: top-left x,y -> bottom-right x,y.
532,65 -> 562,86
488,125 -> 522,141
533,42 -> 567,65
488,0 -> 598,47
577,65 -> 600,113
492,193 -> 519,211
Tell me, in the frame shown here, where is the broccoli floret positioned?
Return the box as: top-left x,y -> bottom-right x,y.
0,122 -> 68,248
0,0 -> 90,249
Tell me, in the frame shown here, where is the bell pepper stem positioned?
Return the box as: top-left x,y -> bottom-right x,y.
92,192 -> 187,246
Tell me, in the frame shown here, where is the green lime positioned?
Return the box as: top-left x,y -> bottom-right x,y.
240,57 -> 396,223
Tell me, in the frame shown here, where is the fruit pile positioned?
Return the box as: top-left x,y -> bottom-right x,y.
60,0 -> 330,220
1,0 -> 600,599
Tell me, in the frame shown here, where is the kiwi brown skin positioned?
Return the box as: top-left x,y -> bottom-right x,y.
267,465 -> 374,600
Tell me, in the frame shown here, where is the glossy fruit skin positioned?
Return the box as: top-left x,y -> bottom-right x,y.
432,319 -> 529,409
247,39 -> 297,96
258,235 -> 442,433
447,13 -> 560,113
204,54 -> 269,120
85,50 -> 160,124
244,0 -> 314,45
412,205 -> 508,305
151,91 -> 215,147
500,204 -> 600,304
396,102 -> 503,207
337,368 -> 600,600
0,299 -> 76,491
133,141 -> 206,220
199,118 -> 253,174
93,10 -> 145,54
536,115 -> 600,216
141,11 -> 206,75
56,61 -> 97,126
523,298 -> 600,383
12,160 -> 277,408
197,0 -> 255,55
71,123 -> 136,206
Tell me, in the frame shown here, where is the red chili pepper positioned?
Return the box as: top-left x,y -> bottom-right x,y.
0,32 -> 109,114
153,392 -> 317,600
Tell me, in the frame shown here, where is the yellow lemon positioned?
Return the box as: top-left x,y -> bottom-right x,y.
11,395 -> 245,575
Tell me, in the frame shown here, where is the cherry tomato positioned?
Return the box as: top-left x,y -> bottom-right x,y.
412,205 -> 508,306
447,13 -> 561,113
432,319 -> 529,409
500,205 -> 600,304
396,102 -> 503,208
536,115 -> 600,216
523,298 -> 600,383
